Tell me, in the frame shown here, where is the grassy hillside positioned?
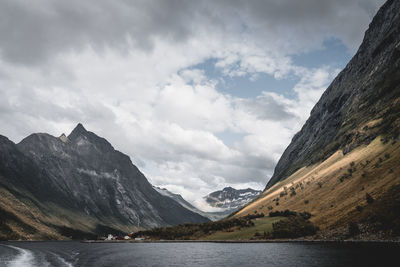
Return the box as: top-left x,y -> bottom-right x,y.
131,211 -> 318,241
0,185 -> 134,240
203,216 -> 284,240
235,134 -> 400,238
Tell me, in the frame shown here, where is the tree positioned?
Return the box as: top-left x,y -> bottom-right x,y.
366,193 -> 374,204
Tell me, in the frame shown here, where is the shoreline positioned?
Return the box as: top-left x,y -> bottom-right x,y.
3,238 -> 399,243
81,239 -> 400,244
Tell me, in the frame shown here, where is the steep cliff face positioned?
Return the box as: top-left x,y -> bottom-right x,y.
0,124 -> 209,240
234,0 -> 400,238
266,0 -> 400,189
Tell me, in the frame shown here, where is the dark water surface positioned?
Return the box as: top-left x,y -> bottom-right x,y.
0,241 -> 399,266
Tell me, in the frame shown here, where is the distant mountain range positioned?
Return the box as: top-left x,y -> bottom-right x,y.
204,187 -> 261,211
236,0 -> 400,239
0,124 -> 209,240
154,187 -> 231,221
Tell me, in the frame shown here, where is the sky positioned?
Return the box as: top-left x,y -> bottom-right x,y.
0,0 -> 385,211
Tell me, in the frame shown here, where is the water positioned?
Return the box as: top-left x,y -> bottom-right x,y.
0,241 -> 398,267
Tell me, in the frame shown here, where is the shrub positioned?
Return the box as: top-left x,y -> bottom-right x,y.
270,216 -> 318,238
299,211 -> 312,220
339,170 -> 353,183
366,193 -> 374,204
356,205 -> 363,212
348,222 -> 360,236
304,200 -> 309,205
384,153 -> 391,159
269,210 -> 294,217
269,209 -> 308,218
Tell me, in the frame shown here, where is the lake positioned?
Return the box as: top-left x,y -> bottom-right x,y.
0,241 -> 398,266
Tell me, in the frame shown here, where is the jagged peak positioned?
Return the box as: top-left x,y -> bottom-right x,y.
66,123 -> 116,153
72,123 -> 87,133
59,133 -> 69,143
222,186 -> 235,191
68,123 -> 88,140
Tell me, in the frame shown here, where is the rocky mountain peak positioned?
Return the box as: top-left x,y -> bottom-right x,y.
66,123 -> 116,154
68,123 -> 88,140
59,133 -> 69,143
204,187 -> 261,210
265,0 -> 400,190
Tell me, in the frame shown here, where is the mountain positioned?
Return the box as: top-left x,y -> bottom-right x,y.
154,186 -> 231,221
236,0 -> 400,238
204,187 -> 261,210
0,124 -> 209,240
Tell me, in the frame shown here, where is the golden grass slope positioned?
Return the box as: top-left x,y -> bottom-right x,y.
0,186 -> 139,240
235,136 -> 400,231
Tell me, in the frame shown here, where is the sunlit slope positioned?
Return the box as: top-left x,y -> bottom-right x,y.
235,0 -> 400,235
0,185 -> 135,240
235,135 -> 400,230
266,0 -> 400,189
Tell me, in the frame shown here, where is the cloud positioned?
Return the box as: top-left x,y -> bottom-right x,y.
0,0 -> 385,209
0,0 -> 384,65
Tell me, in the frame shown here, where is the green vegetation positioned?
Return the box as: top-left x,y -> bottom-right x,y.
132,210 -> 318,241
356,184 -> 400,236
269,210 -> 312,220
339,162 -> 358,182
348,222 -> 360,236
205,216 -> 284,240
132,213 -> 265,240
55,225 -> 97,240
268,216 -> 318,239
0,206 -> 37,240
366,193 -> 374,204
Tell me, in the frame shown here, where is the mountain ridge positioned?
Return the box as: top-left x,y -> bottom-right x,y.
204,187 -> 261,210
0,124 -> 209,240
234,0 -> 400,239
265,0 -> 400,190
153,186 -> 231,221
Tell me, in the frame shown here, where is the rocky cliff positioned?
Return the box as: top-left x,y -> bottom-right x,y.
235,0 -> 400,239
266,0 -> 400,190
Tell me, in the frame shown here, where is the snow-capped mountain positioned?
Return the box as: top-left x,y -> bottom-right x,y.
154,186 -> 232,221
204,187 -> 261,210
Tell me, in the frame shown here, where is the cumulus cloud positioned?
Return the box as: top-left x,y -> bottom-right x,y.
0,0 -> 385,209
